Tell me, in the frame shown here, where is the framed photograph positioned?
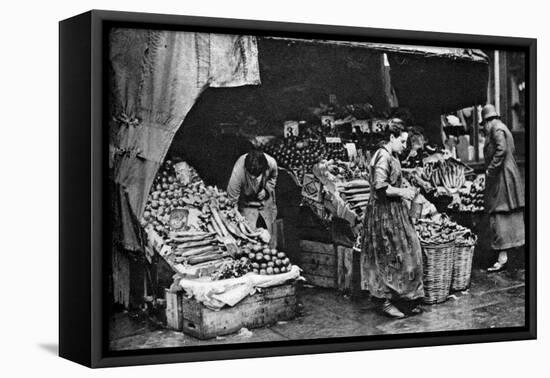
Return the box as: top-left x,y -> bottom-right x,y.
59,10 -> 536,368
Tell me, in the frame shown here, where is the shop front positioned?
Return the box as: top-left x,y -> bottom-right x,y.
106,29 -> 525,347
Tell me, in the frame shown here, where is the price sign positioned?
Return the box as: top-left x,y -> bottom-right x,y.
372,118 -> 389,133
284,120 -> 299,138
344,143 -> 358,160
325,137 -> 342,144
352,119 -> 370,133
321,115 -> 335,129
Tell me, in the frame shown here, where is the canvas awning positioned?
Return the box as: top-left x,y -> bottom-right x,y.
109,29 -> 261,251
263,37 -> 488,63
262,36 -> 489,112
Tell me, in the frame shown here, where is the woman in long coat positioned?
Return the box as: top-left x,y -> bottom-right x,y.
361,120 -> 424,318
481,105 -> 525,272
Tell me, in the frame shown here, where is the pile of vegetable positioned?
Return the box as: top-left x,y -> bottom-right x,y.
167,230 -> 229,265
142,159 -> 296,279
142,160 -> 234,236
448,175 -> 485,212
234,243 -> 292,276
422,157 -> 467,192
414,216 -> 468,245
455,228 -> 477,246
326,160 -> 368,182
262,134 -> 348,184
335,179 -> 371,216
403,168 -> 434,193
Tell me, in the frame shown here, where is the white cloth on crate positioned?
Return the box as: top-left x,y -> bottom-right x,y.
177,265 -> 302,310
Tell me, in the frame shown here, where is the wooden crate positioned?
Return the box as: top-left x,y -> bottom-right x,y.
299,240 -> 337,288
165,283 -> 297,339
299,240 -> 360,293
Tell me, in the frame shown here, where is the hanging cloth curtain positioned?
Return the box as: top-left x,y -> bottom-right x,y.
109,29 -> 261,251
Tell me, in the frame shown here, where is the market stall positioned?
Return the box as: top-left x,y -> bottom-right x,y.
142,159 -> 303,337
108,29 -> 492,335
171,37 -> 491,303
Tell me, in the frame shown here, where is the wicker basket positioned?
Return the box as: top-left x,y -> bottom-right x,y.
421,240 -> 456,304
451,237 -> 477,292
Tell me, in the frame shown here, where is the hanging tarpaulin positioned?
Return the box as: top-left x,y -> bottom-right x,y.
387,51 -> 489,114
109,29 -> 261,251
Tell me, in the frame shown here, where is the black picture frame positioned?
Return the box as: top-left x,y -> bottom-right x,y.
59,9 -> 537,368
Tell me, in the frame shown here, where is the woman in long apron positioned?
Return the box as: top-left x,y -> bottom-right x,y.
361,120 -> 424,318
481,104 -> 525,272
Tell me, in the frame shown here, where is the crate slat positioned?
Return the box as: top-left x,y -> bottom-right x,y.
302,273 -> 336,288
166,283 -> 297,339
336,246 -> 354,291
299,240 -> 335,255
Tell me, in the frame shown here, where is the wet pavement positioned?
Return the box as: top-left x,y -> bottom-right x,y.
110,267 -> 526,351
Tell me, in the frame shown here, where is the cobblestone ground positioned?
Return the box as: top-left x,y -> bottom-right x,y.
110,267 -> 526,351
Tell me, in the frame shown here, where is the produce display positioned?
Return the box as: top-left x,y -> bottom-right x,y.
414,216 -> 470,245
455,228 -> 477,245
448,174 -> 485,212
403,168 -> 434,193
314,159 -> 368,183
422,157 -> 467,192
262,134 -> 348,184
234,243 -> 292,275
142,159 -> 295,279
335,179 -> 371,216
326,159 -> 369,182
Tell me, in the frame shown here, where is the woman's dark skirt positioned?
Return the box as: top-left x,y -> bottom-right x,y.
361,198 -> 424,301
489,208 -> 525,251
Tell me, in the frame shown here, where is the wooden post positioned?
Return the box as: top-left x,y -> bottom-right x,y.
336,246 -> 354,292
473,105 -> 480,162
165,289 -> 183,330
499,52 -> 510,125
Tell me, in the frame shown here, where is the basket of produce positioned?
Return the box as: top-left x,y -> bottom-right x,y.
415,218 -> 457,304
451,230 -> 477,292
